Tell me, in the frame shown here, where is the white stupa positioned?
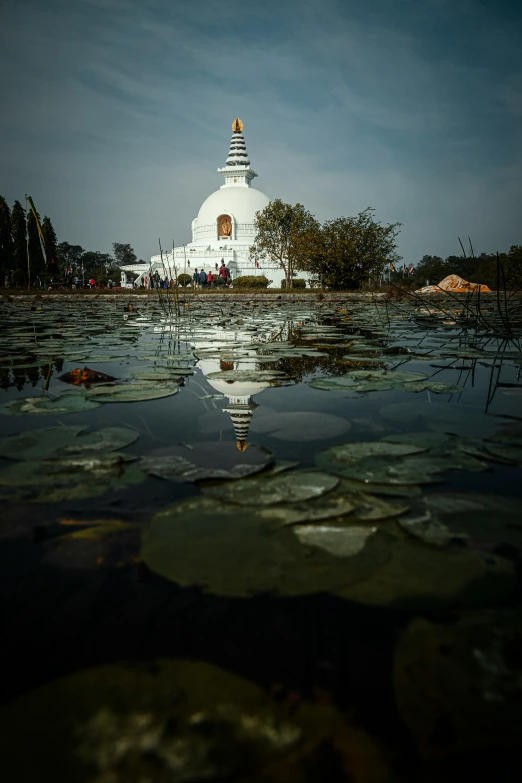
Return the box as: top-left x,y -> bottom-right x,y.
121,118 -> 288,287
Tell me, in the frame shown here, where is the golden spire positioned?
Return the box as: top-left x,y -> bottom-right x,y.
236,440 -> 248,452
232,117 -> 244,133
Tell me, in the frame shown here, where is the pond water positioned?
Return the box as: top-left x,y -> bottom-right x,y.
0,292 -> 521,781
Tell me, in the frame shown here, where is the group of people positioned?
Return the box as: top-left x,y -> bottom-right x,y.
193,262 -> 232,289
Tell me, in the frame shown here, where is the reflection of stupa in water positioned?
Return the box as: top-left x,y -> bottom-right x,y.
197,355 -> 271,450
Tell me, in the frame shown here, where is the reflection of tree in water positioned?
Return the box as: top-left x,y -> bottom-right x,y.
258,348 -> 371,383
25,366 -> 40,387
0,369 -> 10,391
12,367 -> 27,391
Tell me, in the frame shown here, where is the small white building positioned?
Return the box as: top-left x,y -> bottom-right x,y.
121,118 -> 301,288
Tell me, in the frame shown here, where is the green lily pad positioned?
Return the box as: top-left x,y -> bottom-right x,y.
207,370 -> 290,382
255,494 -> 356,526
141,441 -> 274,483
382,432 -> 450,449
486,425 -> 522,447
205,470 -> 339,506
61,426 -> 139,455
0,392 -> 101,415
293,524 -> 378,557
0,658 -> 349,783
402,493 -> 522,550
484,443 -> 522,465
0,425 -> 88,460
394,611 -> 522,759
141,496 -> 515,607
85,383 -> 179,402
0,453 -> 138,487
339,477 -> 422,497
315,441 -> 428,480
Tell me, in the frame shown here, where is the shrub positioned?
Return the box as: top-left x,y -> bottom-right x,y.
233,275 -> 269,289
280,278 -> 306,289
177,273 -> 192,287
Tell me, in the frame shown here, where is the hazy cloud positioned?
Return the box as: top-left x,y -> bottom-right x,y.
0,0 -> 520,263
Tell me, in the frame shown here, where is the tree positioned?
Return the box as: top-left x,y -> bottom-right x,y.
56,242 -> 85,273
250,200 -> 319,288
41,216 -> 58,273
300,207 -> 402,290
0,196 -> 14,285
27,208 -> 46,282
112,243 -> 137,266
411,255 -> 449,287
10,200 -> 27,286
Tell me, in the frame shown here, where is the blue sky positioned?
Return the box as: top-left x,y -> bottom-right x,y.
1,0 -> 521,263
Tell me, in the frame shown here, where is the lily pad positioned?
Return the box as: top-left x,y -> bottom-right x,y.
484,443 -> 522,465
394,611 -> 522,758
141,496 -> 515,607
0,658 -> 351,783
294,524 -> 378,557
61,426 -> 139,455
0,425 -> 88,460
141,441 -> 274,483
205,470 -> 339,506
0,392 -> 101,415
85,382 -> 179,402
207,370 -> 290,382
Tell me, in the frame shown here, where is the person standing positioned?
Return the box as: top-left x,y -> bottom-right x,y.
219,261 -> 227,287
193,269 -> 199,289
207,270 -> 214,288
199,268 -> 207,288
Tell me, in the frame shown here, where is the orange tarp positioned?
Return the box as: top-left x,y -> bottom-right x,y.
416,274 -> 491,294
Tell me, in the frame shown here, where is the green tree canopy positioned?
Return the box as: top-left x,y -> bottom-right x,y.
112,243 -> 137,266
80,251 -> 114,277
27,208 -> 46,282
10,201 -> 27,286
0,196 -> 14,284
57,242 -> 85,271
300,208 -> 402,290
41,216 -> 58,272
250,199 -> 320,288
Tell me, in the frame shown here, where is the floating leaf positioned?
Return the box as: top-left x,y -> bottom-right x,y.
205,470 -> 339,506
484,443 -> 522,465
0,392 -> 101,416
61,426 -> 139,455
293,524 -> 378,557
207,370 -> 290,382
394,612 -> 522,759
141,496 -> 514,607
0,425 -> 87,460
141,441 -> 273,483
85,383 -> 179,402
0,658 -> 351,783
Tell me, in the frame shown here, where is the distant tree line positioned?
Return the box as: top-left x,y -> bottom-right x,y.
251,199 -> 521,290
0,196 -> 141,287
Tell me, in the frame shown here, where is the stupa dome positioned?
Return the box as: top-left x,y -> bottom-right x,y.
193,186 -> 270,245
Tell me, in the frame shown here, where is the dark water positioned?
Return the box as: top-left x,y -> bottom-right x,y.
0,294 -> 521,781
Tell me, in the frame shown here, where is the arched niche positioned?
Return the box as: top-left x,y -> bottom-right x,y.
217,214 -> 233,240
